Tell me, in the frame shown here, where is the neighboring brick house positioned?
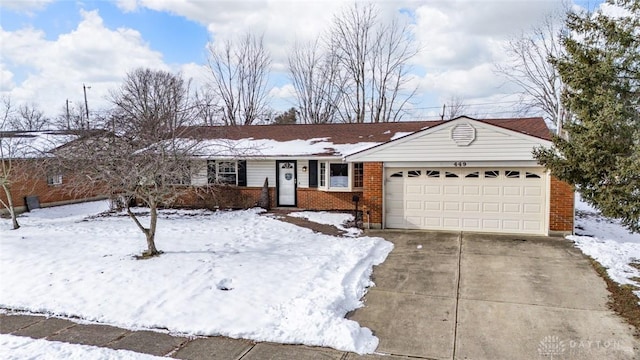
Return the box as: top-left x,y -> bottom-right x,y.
0,131 -> 105,214
178,116 -> 574,236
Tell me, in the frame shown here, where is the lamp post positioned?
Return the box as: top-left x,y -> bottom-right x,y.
83,84 -> 91,129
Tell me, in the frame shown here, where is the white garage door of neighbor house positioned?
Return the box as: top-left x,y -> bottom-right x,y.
385,167 -> 547,234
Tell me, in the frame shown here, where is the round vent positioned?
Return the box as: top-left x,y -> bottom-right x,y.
451,123 -> 476,146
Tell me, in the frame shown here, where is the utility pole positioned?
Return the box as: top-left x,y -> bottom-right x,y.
66,99 -> 71,129
83,84 -> 91,129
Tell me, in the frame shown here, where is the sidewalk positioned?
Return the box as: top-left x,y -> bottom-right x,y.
0,312 -> 407,359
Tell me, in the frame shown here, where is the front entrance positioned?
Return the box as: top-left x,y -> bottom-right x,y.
277,160 -> 297,206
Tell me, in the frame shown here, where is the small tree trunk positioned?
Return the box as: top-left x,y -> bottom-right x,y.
146,202 -> 159,256
126,203 -> 160,257
2,184 -> 20,230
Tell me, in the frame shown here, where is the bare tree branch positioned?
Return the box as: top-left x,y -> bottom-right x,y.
206,34 -> 271,125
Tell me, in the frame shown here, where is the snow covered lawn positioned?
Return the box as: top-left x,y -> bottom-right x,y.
570,195 -> 640,299
0,334 -> 164,360
0,202 -> 393,354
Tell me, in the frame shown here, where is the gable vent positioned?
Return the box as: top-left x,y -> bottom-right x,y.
451,123 -> 476,146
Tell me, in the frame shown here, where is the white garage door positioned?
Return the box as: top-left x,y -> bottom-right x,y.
385,167 -> 547,234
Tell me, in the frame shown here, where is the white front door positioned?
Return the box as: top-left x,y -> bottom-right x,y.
277,161 -> 296,206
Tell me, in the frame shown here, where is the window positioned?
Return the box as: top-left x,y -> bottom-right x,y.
426,170 -> 440,178
390,171 -> 403,178
330,163 -> 348,187
407,170 -> 421,177
484,170 -> 499,178
525,172 -> 541,179
47,174 -> 63,186
445,172 -> 459,178
353,163 -> 363,188
506,170 -> 520,179
207,160 -> 238,185
320,162 -> 326,187
465,171 -> 479,178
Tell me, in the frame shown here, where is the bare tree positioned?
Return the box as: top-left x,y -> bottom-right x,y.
495,8 -> 569,128
206,33 -> 271,125
442,95 -> 469,120
57,69 -> 201,257
9,103 -> 50,131
54,101 -> 90,131
288,39 -> 343,124
328,3 -> 417,123
0,97 -> 48,229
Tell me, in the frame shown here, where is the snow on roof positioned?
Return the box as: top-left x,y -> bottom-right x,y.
193,137 -> 382,158
0,131 -> 79,159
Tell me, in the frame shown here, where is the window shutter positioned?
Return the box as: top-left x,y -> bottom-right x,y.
308,160 -> 318,188
238,160 -> 247,186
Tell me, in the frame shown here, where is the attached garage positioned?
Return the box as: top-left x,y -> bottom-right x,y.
384,167 -> 547,234
346,116 -> 573,236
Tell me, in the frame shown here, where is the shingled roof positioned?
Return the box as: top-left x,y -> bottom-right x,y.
178,117 -> 550,158
180,117 -> 550,144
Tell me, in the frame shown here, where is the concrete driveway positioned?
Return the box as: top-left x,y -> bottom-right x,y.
348,230 -> 639,360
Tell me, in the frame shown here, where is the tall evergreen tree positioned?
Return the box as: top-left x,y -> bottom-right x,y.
534,0 -> 639,232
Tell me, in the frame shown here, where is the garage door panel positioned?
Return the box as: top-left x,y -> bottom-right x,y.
463,186 -> 480,195
406,200 -> 422,210
523,203 -> 541,213
444,202 -> 460,211
503,203 -> 521,213
385,167 -> 547,234
524,186 -> 542,196
483,186 -> 500,196
444,186 -> 460,195
425,201 -> 440,210
503,186 -> 521,196
483,202 -> 500,212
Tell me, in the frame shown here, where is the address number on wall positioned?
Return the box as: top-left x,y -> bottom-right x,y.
453,161 -> 467,167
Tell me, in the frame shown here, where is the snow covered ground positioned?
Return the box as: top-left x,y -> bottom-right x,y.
570,195 -> 640,298
0,201 -> 393,354
288,211 -> 361,237
0,334 -> 164,360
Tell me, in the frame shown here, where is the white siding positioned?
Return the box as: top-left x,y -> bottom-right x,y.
297,160 -> 309,188
247,160 -> 276,187
191,160 -> 208,186
349,120 -> 550,162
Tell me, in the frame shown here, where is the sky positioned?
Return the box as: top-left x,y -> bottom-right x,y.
0,0 -> 603,123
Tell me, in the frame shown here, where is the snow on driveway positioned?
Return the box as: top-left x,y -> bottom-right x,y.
0,202 -> 393,354
0,334 -> 164,360
570,195 -> 640,298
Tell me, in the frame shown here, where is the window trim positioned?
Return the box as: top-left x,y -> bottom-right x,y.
47,174 -> 63,186
317,161 -> 363,192
207,160 -> 239,186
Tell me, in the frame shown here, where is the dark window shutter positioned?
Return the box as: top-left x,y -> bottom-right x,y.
308,160 -> 318,188
238,160 -> 247,186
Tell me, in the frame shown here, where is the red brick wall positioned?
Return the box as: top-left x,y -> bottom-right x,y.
0,159 -> 97,211
362,162 -> 383,226
297,188 -> 362,211
549,176 -> 574,233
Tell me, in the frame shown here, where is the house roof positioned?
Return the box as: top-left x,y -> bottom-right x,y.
0,130 -> 82,159
179,117 -> 550,158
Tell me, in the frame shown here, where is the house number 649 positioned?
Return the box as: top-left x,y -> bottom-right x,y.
454,161 -> 467,167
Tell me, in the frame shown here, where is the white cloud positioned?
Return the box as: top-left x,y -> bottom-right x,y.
269,83 -> 295,100
0,0 -> 54,12
0,9 -> 168,118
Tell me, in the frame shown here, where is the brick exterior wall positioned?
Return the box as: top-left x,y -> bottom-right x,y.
0,159 -> 102,213
549,176 -> 574,233
177,186 -> 361,212
362,162 -> 383,227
